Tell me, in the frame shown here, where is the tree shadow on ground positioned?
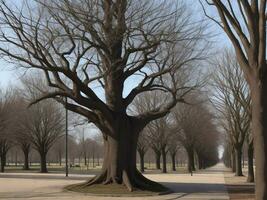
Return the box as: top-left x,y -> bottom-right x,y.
161,182 -> 227,193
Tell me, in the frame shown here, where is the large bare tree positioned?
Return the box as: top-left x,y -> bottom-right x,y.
0,0 -> 208,190
201,1 -> 267,198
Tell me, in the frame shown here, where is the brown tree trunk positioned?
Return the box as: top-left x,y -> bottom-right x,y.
85,118 -> 164,192
161,147 -> 167,173
0,154 -> 5,172
22,144 -> 30,170
235,146 -> 243,176
59,152 -> 62,166
231,150 -> 236,173
138,150 -> 145,173
84,154 -> 87,166
186,148 -> 195,172
250,79 -> 267,199
196,152 -> 202,170
23,149 -> 30,170
155,151 -> 161,170
247,142 -> 254,183
171,153 -> 176,171
39,152 -> 48,173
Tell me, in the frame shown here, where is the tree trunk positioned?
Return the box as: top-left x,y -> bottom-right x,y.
155,151 -> 161,170
23,149 -> 30,170
84,154 -> 87,166
171,152 -> 176,171
138,150 -> 145,173
186,148 -> 195,172
235,146 -> 243,176
59,151 -> 62,166
231,150 -> 236,173
40,152 -> 48,173
85,117 -> 165,192
161,148 -> 167,173
0,154 -> 5,172
197,152 -> 202,170
249,78 -> 267,199
247,142 -> 254,183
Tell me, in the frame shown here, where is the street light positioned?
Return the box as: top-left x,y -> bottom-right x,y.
65,97 -> 68,177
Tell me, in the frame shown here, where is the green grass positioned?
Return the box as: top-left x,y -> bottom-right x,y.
4,163 -> 187,175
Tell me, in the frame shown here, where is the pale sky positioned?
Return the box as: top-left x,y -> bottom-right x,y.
0,1 -> 232,143
0,1 -> 230,88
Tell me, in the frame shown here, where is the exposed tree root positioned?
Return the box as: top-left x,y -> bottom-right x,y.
76,168 -> 168,193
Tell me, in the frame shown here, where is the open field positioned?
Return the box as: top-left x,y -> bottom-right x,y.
3,163 -> 188,175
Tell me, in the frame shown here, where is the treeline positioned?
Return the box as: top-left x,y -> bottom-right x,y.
211,50 -> 254,183
135,91 -> 219,174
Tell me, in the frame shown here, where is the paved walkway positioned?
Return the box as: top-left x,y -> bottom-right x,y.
0,163 -> 229,200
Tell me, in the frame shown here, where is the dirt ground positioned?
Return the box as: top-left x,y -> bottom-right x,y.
224,169 -> 255,200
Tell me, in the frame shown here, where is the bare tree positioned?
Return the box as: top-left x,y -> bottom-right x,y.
200,1 -> 267,198
133,91 -> 174,173
172,104 -> 198,172
17,77 -> 65,173
137,129 -> 150,173
0,0 -> 208,190
211,50 -> 251,177
172,92 -> 218,172
0,89 -> 16,172
52,136 -> 65,166
167,135 -> 181,171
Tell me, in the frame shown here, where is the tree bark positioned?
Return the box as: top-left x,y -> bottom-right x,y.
85,117 -> 164,192
0,154 -> 6,172
138,150 -> 145,173
231,150 -> 236,173
59,151 -> 62,166
235,146 -> 243,176
250,79 -> 267,199
247,142 -> 254,183
186,148 -> 195,172
39,152 -> 48,173
171,153 -> 176,171
161,147 -> 167,173
197,152 -> 203,170
84,154 -> 87,166
22,145 -> 30,170
23,150 -> 30,170
155,151 -> 161,170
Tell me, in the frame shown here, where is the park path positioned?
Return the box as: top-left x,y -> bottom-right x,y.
0,163 -> 229,200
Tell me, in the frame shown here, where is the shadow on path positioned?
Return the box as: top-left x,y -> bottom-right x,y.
160,182 -> 227,193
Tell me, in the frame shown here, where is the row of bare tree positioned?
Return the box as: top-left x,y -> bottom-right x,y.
211,50 -> 254,183
1,0 -> 265,197
135,91 -> 219,174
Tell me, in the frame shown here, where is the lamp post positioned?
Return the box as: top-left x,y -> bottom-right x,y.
65,97 -> 68,177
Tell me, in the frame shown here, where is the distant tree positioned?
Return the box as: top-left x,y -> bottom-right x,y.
172,93 -> 218,172
212,51 -> 251,176
167,135 -> 181,171
0,90 -> 15,172
18,77 -> 65,173
137,129 -> 150,173
133,92 -> 173,173
52,136 -> 65,166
